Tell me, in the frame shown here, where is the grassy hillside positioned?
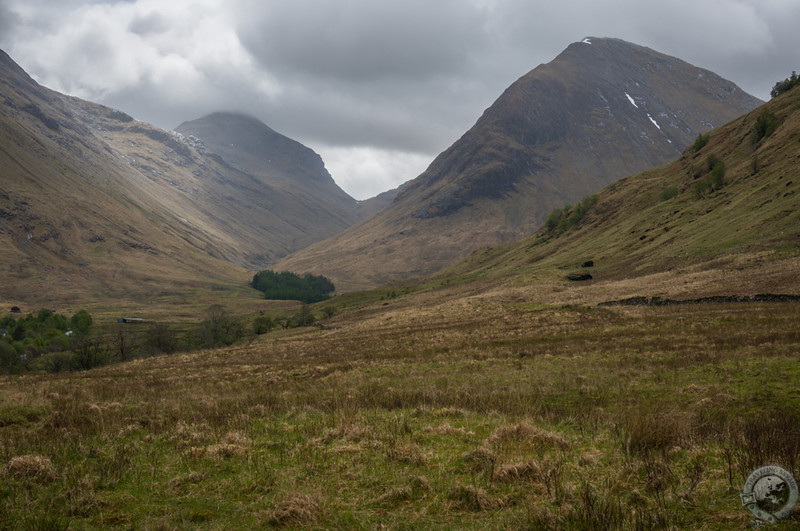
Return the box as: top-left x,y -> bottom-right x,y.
433,84 -> 800,303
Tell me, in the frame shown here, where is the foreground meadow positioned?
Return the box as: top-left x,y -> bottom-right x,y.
1,294 -> 799,529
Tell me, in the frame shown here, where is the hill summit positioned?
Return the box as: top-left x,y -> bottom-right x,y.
276,37 -> 762,291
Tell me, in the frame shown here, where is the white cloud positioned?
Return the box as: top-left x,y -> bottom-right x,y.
319,146 -> 431,200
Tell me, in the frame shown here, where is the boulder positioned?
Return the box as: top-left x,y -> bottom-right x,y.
566,273 -> 593,281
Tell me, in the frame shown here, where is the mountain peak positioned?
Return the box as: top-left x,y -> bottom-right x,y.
176,112 -> 343,190
276,38 -> 762,290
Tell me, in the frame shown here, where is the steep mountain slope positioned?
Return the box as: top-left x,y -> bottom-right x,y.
175,112 -> 360,232
0,50 -> 359,306
435,84 -> 800,303
0,50 -> 248,305
276,38 -> 762,291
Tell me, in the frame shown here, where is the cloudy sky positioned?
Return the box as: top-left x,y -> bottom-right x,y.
1,0 -> 797,199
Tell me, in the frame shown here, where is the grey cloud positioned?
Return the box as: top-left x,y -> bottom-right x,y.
128,11 -> 169,35
0,0 -> 20,45
236,0 -> 489,82
257,73 -> 488,153
232,0 -> 497,154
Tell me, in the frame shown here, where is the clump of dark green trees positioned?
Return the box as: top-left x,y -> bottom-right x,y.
251,270 -> 335,303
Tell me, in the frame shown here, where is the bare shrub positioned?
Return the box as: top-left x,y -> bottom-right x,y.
560,483 -> 627,531
58,476 -> 106,518
728,411 -> 800,479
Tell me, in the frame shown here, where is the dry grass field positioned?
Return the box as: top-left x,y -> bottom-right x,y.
1,283 -> 798,528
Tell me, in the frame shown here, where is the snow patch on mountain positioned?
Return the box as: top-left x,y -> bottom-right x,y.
646,113 -> 661,130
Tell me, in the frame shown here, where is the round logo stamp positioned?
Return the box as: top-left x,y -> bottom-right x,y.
740,465 -> 798,523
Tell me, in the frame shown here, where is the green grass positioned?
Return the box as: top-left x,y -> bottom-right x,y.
1,300 -> 799,528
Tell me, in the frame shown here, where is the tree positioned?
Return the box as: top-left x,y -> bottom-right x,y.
145,323 -> 179,354
292,303 -> 316,327
0,341 -> 19,371
112,326 -> 139,361
691,133 -> 710,152
253,312 -> 274,335
771,71 -> 799,98
543,195 -> 598,237
70,310 -> 93,335
71,335 -> 108,370
198,305 -> 244,347
693,155 -> 726,199
753,109 -> 779,143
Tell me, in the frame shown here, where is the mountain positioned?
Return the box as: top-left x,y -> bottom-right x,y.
0,50 -> 358,306
275,37 -> 762,291
0,50 -> 239,305
434,83 -> 800,302
174,112 -> 360,234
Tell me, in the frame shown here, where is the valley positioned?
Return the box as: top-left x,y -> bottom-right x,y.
1,38 -> 799,528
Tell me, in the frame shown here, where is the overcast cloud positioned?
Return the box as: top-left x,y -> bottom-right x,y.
1,0 -> 797,199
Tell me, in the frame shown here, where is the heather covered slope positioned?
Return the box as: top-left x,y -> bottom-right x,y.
276,38 -> 762,291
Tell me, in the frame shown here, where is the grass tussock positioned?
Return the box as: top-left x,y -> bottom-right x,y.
447,484 -> 499,512
3,454 -> 58,483
268,493 -> 323,527
386,443 -> 427,465
493,460 -> 541,482
487,421 -> 570,451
